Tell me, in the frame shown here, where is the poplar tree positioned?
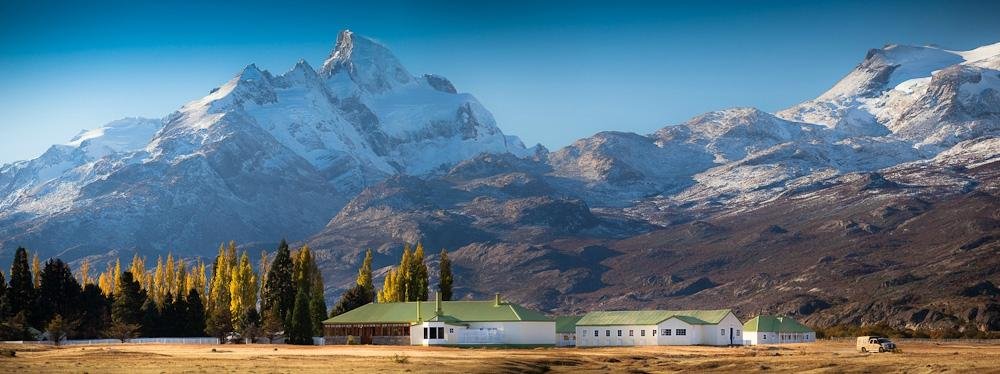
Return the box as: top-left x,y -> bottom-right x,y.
412,243 -> 429,301
31,253 -> 41,288
129,254 -> 147,290
7,247 -> 36,323
438,249 -> 453,301
396,246 -> 411,301
207,244 -> 233,330
78,259 -> 91,285
261,239 -> 294,322
357,249 -> 374,295
377,268 -> 395,303
229,251 -> 257,325
152,255 -> 166,305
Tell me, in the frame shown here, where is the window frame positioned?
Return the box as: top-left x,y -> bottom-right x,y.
662,329 -> 671,336
677,328 -> 687,336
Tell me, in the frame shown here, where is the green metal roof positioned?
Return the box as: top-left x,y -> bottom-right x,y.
555,316 -> 583,333
576,309 -> 732,326
743,315 -> 813,333
323,301 -> 553,325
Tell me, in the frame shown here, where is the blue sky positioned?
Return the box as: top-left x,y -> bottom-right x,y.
1,0 -> 999,164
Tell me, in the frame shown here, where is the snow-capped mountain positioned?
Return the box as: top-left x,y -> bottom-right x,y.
0,30 -> 528,260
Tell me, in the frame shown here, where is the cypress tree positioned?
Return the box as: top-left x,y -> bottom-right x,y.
205,301 -> 233,343
261,239 -> 294,323
37,258 -> 82,327
8,247 -> 36,323
111,271 -> 144,325
162,292 -> 179,336
287,288 -> 312,345
438,249 -> 453,301
0,270 -> 7,318
330,284 -> 372,317
185,288 -> 206,337
140,297 -> 160,337
78,284 -> 110,339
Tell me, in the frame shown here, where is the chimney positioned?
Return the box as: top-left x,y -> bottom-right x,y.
416,299 -> 422,322
435,292 -> 442,316
494,293 -> 501,306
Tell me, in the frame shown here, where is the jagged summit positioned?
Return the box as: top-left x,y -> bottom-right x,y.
320,29 -> 413,94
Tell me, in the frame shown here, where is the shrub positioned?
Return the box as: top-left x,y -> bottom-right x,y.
391,353 -> 409,364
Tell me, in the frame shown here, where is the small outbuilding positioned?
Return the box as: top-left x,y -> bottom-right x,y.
555,316 -> 583,346
322,294 -> 555,346
742,315 -> 815,345
575,309 -> 744,346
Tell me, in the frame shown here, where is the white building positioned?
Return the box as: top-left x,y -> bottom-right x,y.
323,294 -> 555,346
742,315 -> 815,345
575,309 -> 744,346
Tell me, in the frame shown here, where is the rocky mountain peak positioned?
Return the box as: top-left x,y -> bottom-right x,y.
320,29 -> 413,94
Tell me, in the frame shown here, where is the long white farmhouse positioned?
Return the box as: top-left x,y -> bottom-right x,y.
322,294 -> 555,346
575,309 -> 744,346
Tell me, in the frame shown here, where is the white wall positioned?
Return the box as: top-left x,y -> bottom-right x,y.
576,325 -> 662,346
576,313 -> 745,347
657,319 -> 698,345
745,331 -> 815,345
410,321 -> 555,346
702,313 -> 744,346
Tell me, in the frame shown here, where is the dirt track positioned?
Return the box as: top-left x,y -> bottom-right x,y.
1,340 -> 998,373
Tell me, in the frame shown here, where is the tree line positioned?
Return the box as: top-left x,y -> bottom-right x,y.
0,240 -> 326,345
0,241 -> 455,344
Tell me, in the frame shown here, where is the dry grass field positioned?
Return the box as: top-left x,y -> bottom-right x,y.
1,340 -> 998,373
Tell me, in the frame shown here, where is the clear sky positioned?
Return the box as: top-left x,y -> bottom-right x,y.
2,0 -> 999,164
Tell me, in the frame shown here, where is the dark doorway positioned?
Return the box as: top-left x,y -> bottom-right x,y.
729,327 -> 734,345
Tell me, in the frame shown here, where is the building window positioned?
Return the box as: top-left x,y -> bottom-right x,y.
595,330 -> 599,337
423,328 -> 428,339
617,330 -> 622,337
662,329 -> 671,336
629,330 -> 633,337
449,328 -> 454,333
429,327 -> 438,339
763,334 -> 767,340
677,329 -> 686,336
438,327 -> 444,339
652,329 -> 656,336
736,330 -> 741,336
606,330 -> 610,337
640,330 -> 646,337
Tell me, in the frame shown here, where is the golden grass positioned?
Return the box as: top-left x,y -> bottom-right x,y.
1,340 -> 997,373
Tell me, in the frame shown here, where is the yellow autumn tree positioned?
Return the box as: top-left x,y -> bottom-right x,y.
229,251 -> 257,321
